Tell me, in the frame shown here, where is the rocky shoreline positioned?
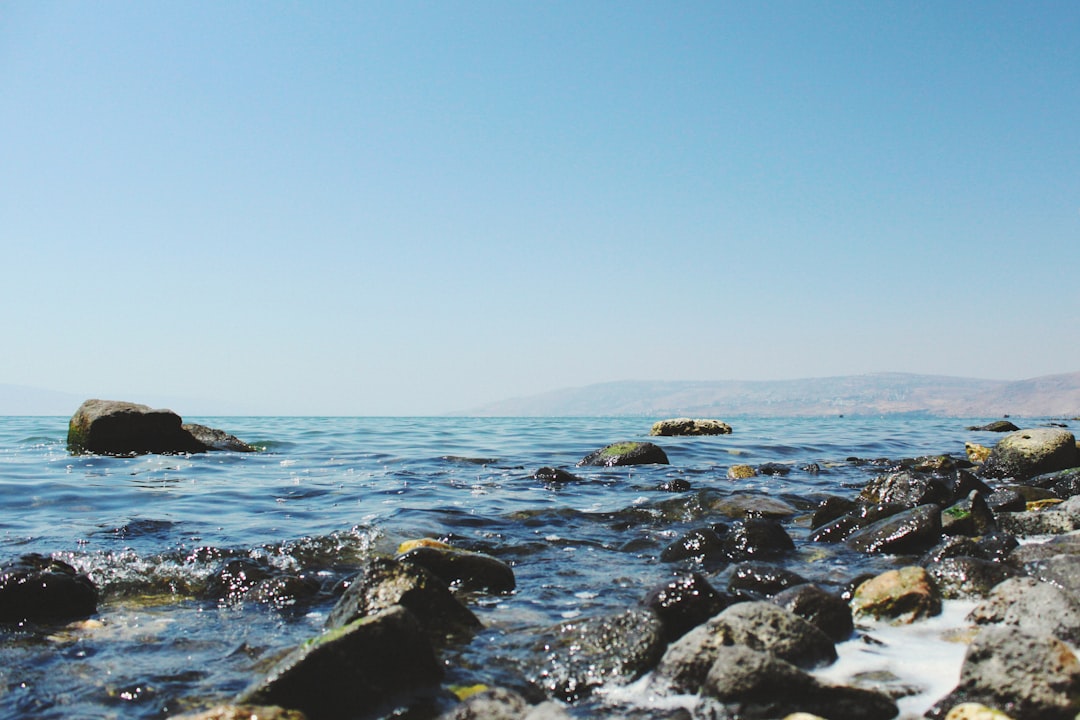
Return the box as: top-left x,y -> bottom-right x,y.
2,404 -> 1080,720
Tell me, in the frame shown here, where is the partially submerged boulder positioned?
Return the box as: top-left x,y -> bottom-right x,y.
0,554 -> 98,623
650,418 -> 732,436
577,441 -> 669,467
396,540 -> 516,594
67,399 -> 253,455
979,428 -> 1079,481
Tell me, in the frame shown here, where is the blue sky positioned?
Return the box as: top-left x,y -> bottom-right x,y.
2,1 -> 1078,415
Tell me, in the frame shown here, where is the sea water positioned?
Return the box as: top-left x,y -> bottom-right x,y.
0,415 -> 1041,718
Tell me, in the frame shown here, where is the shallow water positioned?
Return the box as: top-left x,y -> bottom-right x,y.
0,415 -> 1043,718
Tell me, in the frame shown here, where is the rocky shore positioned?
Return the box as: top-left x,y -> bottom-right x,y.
3,407 -> 1080,720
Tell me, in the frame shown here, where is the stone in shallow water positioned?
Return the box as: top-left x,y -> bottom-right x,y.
577,441 -> 670,467
650,418 -> 732,436
851,566 -> 942,624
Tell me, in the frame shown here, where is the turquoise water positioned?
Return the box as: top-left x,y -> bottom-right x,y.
0,415 -> 1026,718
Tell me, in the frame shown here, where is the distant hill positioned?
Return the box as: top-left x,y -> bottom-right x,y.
459,372 -> 1080,418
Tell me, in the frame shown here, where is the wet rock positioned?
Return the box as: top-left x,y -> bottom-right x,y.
710,493 -> 797,519
701,644 -> 897,720
727,464 -> 756,480
657,478 -> 692,492
660,527 -> 727,563
67,399 -> 251,455
942,492 -> 998,537
326,556 -> 480,642
532,467 -> 584,485
997,495 -> 1080,535
771,583 -> 854,642
1029,467 -> 1080,499
644,572 -> 735,642
984,488 -> 1026,513
810,496 -> 856,530
247,576 -> 322,610
723,518 -> 795,561
859,469 -> 952,507
577,441 -> 669,467
169,705 -> 308,720
727,562 -> 808,598
845,504 -> 943,555
968,421 -> 1021,433
0,554 -> 98,623
437,687 -> 573,720
206,558 -> 274,604
1006,533 -> 1080,565
757,462 -> 791,476
925,557 -> 1019,599
656,601 -> 837,692
851,566 -> 942,624
926,626 -> 1080,720
237,605 -> 443,720
529,607 -> 666,702
968,576 -> 1080,644
809,502 -> 909,543
397,543 -> 515,594
650,418 -> 732,436
979,428 -> 1079,481
966,442 -> 992,464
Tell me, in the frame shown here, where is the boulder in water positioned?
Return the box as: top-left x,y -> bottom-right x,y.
650,418 -> 732,436
0,554 -> 97,623
577,441 -> 669,467
67,399 -> 253,455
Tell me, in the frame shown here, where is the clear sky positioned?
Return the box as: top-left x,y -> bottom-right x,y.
2,1 -> 1078,415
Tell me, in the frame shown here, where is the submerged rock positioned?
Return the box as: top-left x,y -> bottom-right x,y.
396,542 -> 515,594
577,441 -> 669,467
67,399 -> 253,455
237,605 -> 443,720
0,554 -> 98,623
650,418 -> 732,436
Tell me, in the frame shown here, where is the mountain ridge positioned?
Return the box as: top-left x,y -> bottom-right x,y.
459,371 -> 1080,417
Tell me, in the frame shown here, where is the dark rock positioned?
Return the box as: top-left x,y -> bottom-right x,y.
660,527 -> 726,563
998,495 -> 1080,536
726,562 -> 807,598
657,478 -> 692,492
926,626 -> 1080,720
702,644 -> 897,720
722,518 -> 795,561
968,420 -> 1021,432
985,487 -> 1027,512
326,557 -> 480,643
969,577 -> 1080,644
656,601 -> 837,693
533,467 -> 584,485
247,576 -> 322,611
811,496 -> 856,530
643,572 -> 734,642
577,441 -> 670,467
397,545 -> 516,594
859,469 -> 952,507
941,491 -> 998,537
756,462 -> 790,476
925,556 -> 1019,599
67,399 -> 253,455
771,583 -> 854,642
709,492 -> 797,519
0,554 -> 97,623
206,558 -> 274,604
650,418 -> 732,436
237,605 -> 443,720
1030,467 -> 1080,499
528,607 -> 666,702
845,504 -> 943,555
980,428 -> 1079,481
809,502 -> 909,543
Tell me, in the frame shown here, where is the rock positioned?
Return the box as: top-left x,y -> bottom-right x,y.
723,518 -> 795,561
944,704 -> 1014,720
169,705 -> 308,720
0,554 -> 98,623
811,496 -> 857,529
1029,467 -> 1080,499
809,502 -> 909,543
757,462 -> 791,476
710,493 -> 798,519
656,601 -> 837,692
925,556 -> 1019,599
845,504 -> 943,555
984,488 -> 1027,513
532,467 -> 585,485
438,686 -> 524,720
396,543 -> 515,594
528,607 -> 666,702
1006,532 -> 1080,565
650,418 -> 732,436
968,576 -> 1080,644
997,495 -> 1080,535
727,562 -> 808,598
325,556 -> 480,642
966,442 -> 992,464
942,491 -> 998,537
67,399 -> 253,455
237,605 -> 443,720
727,464 -> 756,480
926,626 -> 1080,720
660,526 -> 727,563
980,428 -> 1079,481
771,584 -> 854,642
1023,553 -> 1080,597
851,566 -> 942,623
577,441 -> 669,467
702,644 -> 897,720
859,470 -> 952,507
968,421 -> 1021,433
643,572 -> 735,642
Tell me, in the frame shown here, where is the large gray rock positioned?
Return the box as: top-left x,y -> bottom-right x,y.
67,399 -> 252,455
998,495 -> 1080,536
701,644 -> 897,720
968,576 -> 1080,644
237,605 -> 443,720
927,626 -> 1080,720
980,428 -> 1079,481
656,601 -> 837,693
650,418 -> 732,436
